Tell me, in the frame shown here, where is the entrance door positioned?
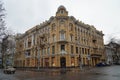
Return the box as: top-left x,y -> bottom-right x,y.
60,57 -> 66,68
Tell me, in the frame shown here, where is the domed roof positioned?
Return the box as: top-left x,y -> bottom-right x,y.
58,5 -> 66,11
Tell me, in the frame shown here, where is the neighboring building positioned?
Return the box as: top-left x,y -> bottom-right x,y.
104,45 -> 114,64
106,42 -> 120,64
0,42 -> 2,68
14,6 -> 104,68
2,35 -> 16,68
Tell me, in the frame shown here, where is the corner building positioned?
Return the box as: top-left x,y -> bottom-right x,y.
14,6 -> 104,68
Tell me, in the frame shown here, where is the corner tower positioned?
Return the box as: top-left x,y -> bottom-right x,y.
56,5 -> 68,17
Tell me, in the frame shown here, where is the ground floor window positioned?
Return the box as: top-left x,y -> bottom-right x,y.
71,57 -> 75,66
52,57 -> 55,67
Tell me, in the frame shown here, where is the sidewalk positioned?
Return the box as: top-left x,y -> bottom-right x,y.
17,66 -> 93,73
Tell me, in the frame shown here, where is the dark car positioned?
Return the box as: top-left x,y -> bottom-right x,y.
3,66 -> 16,74
114,62 -> 120,65
96,62 -> 106,67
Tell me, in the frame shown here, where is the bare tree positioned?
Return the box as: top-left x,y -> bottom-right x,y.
0,1 -> 6,40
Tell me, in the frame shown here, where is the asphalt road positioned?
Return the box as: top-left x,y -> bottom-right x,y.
0,65 -> 120,80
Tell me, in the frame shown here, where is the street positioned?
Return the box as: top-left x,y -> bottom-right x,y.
0,65 -> 120,80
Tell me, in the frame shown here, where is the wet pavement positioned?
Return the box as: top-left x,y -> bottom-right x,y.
0,65 -> 120,80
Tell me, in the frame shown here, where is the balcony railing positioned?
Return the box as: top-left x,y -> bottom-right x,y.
60,50 -> 67,54
57,38 -> 68,43
91,53 -> 102,58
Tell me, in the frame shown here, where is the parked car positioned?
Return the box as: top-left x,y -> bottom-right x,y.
3,66 -> 16,74
96,62 -> 107,67
114,62 -> 120,65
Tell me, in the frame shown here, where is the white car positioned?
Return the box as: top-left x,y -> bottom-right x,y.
3,66 -> 16,74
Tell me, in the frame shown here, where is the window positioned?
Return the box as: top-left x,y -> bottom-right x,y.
76,47 -> 78,54
60,33 -> 65,40
69,23 -> 73,31
44,48 -> 46,54
79,47 -> 81,54
61,45 -> 65,51
82,48 -> 84,54
61,10 -> 64,14
48,47 -> 50,54
75,27 -> 77,32
19,44 -> 22,48
51,57 -> 55,66
26,50 -> 30,57
71,45 -> 74,54
51,23 -> 56,31
85,48 -> 87,54
42,49 -> 44,55
28,41 -> 31,47
70,34 -> 73,41
59,19 -> 65,27
52,46 -> 55,54
53,34 -> 56,42
75,36 -> 77,41
88,49 -> 90,55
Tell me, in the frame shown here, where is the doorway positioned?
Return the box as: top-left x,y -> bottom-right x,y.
60,57 -> 66,68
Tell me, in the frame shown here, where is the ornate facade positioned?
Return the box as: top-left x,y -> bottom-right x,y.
14,6 -> 104,68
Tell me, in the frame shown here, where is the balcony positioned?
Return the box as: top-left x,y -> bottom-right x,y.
25,55 -> 31,58
91,52 -> 102,58
93,44 -> 98,49
92,36 -> 97,43
59,50 -> 67,55
57,38 -> 68,43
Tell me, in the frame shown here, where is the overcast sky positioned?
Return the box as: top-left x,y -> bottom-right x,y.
3,0 -> 120,44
